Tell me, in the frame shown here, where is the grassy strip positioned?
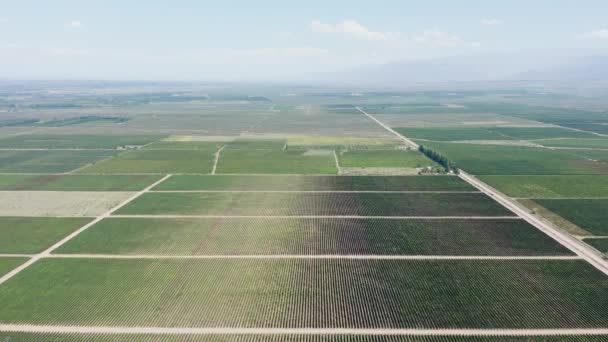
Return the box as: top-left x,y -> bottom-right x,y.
479,175 -> 608,198
535,199 -> 608,236
583,238 -> 608,254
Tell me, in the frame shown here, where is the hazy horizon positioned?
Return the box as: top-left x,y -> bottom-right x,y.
2,0 -> 608,81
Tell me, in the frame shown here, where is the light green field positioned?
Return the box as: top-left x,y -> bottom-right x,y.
394,127 -> 510,141
421,142 -> 608,175
0,134 -> 164,149
143,141 -> 223,150
0,174 -> 162,191
217,149 -> 338,174
0,217 -> 90,253
0,257 -> 26,276
479,175 -> 608,198
117,192 -> 512,217
0,259 -> 606,328
56,217 -> 571,256
79,149 -> 217,174
536,138 -> 608,149
338,150 -> 436,168
492,127 -> 597,140
0,150 -> 117,173
154,175 -> 475,191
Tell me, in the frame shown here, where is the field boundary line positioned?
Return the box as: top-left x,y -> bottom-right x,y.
515,197 -> 608,200
356,107 -> 419,149
0,174 -> 173,286
0,254 -> 33,258
211,145 -> 225,175
460,172 -> 608,276
357,106 -> 608,276
110,215 -> 520,219
149,190 -> 481,194
333,149 -> 341,174
1,325 -> 607,336
47,254 -> 582,260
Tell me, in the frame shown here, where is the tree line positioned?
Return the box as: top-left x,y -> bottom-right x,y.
418,145 -> 458,173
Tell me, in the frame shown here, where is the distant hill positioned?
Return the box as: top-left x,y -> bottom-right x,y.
513,55 -> 608,81
321,52 -> 606,85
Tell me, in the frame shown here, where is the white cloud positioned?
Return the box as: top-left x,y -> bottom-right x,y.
481,19 -> 502,25
64,20 -> 83,28
579,28 -> 608,40
310,20 -> 398,41
413,29 -> 480,48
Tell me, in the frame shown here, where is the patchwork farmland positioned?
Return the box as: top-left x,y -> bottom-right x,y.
0,85 -> 607,341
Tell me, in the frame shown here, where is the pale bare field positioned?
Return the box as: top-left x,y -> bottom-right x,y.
0,191 -> 134,217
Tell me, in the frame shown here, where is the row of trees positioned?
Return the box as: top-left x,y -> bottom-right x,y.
418,145 -> 458,173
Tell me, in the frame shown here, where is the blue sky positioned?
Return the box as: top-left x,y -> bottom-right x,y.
1,0 -> 608,80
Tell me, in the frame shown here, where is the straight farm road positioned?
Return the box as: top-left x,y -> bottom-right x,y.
0,174 -> 173,286
357,106 -> 608,276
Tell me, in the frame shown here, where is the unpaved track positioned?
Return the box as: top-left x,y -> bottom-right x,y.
47,254 -> 581,260
0,174 -> 172,286
150,190 -> 481,193
211,145 -> 225,175
110,215 -> 520,219
1,324 -> 607,336
357,107 -> 608,276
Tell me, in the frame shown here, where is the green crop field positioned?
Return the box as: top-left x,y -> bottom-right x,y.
535,199 -> 608,235
154,175 -> 475,191
0,174 -> 162,191
56,217 -> 571,256
217,149 -> 338,174
394,127 -> 511,141
536,138 -> 608,149
421,142 -> 608,175
117,192 -> 513,217
227,138 -> 287,149
0,257 -> 26,277
0,150 -> 118,173
479,175 -> 608,198
143,141 -> 223,150
491,127 -> 597,140
0,259 -> 606,328
0,334 -> 606,342
584,239 -> 608,254
79,149 -> 217,174
0,217 -> 90,253
337,150 -> 436,168
0,134 -> 164,149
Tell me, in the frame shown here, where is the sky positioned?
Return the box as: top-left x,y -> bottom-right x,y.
1,0 -> 608,81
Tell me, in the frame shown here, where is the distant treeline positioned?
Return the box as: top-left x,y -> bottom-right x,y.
418,145 -> 458,173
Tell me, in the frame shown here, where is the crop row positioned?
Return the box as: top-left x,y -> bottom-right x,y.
0,259 -> 606,328
116,192 -> 513,217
